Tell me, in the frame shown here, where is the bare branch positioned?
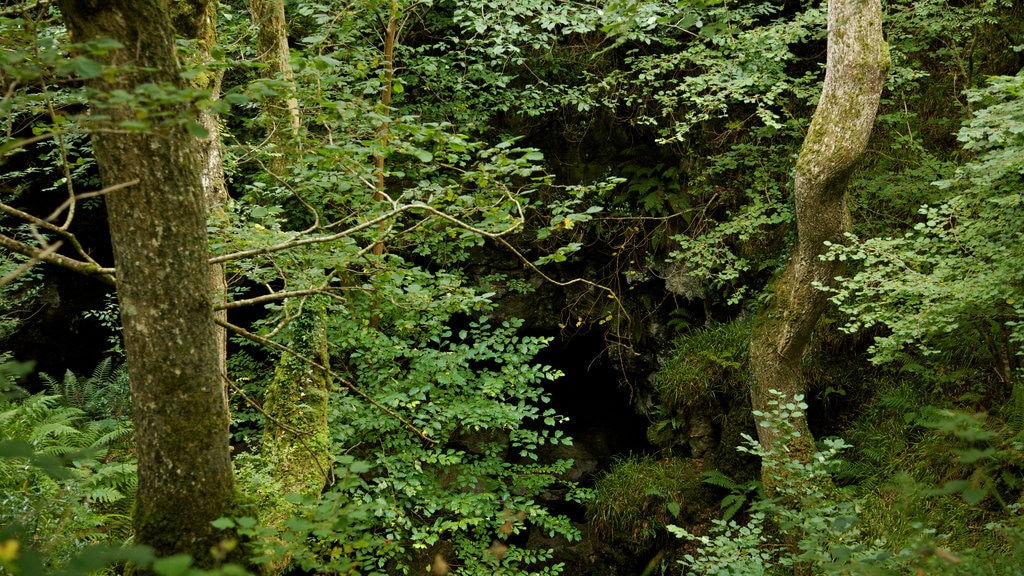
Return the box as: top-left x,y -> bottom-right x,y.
0,240 -> 61,287
215,285 -> 345,311
210,201 -> 522,265
0,0 -> 53,17
43,179 -> 139,224
0,232 -> 115,285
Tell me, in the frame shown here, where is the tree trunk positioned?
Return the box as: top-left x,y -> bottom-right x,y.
250,0 -> 300,175
171,0 -> 232,407
748,0 -> 889,475
56,0 -> 234,564
260,298 -> 332,573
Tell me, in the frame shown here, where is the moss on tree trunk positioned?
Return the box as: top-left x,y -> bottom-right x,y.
56,0 -> 235,564
260,298 -> 332,572
747,0 -> 889,488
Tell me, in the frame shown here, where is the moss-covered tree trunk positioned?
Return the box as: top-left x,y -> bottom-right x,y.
260,298 -> 332,572
171,0 -> 231,404
748,0 -> 889,474
250,0 -> 300,174
56,0 -> 234,564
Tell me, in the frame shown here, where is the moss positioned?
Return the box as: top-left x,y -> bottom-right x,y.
587,456 -> 716,554
654,321 -> 751,413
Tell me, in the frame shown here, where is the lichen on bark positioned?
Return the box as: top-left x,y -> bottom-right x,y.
747,0 -> 890,489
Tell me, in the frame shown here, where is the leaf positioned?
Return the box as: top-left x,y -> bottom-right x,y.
73,57 -> 104,79
152,554 -> 193,576
211,517 -> 236,530
666,501 -> 681,517
962,486 -> 988,505
184,121 -> 210,139
224,92 -> 249,105
412,148 -> 433,163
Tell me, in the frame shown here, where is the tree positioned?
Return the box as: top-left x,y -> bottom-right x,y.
748,0 -> 889,474
54,0 -> 234,564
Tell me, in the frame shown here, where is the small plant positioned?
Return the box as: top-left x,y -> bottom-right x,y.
40,357 -> 131,422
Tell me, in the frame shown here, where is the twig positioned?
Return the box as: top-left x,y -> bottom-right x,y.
0,240 -> 62,287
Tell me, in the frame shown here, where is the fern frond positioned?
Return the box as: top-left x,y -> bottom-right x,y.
84,486 -> 125,504
90,357 -> 114,385
90,420 -> 134,449
702,469 -> 741,490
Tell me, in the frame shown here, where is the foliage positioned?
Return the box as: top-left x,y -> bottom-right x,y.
654,321 -> 750,411
0,389 -> 136,568
818,71 -> 1024,367
671,390 -> 1024,576
328,316 -> 578,575
647,321 -> 751,458
588,455 -> 713,553
40,356 -> 131,422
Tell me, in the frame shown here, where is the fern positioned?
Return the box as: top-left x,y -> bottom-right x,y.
41,358 -> 131,422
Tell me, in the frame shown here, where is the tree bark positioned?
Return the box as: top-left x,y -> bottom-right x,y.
171,0 -> 232,406
748,0 -> 889,474
260,297 -> 332,573
250,0 -> 300,175
56,0 -> 234,564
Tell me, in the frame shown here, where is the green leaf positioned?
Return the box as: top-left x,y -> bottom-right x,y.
666,501 -> 681,517
152,554 -> 193,576
211,517 -> 236,530
73,56 -> 104,79
184,121 -> 210,139
225,92 -> 249,105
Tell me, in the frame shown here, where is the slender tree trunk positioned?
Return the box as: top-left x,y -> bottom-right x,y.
246,5 -> 332,569
56,0 -> 234,564
260,298 -> 332,573
250,0 -> 300,175
372,0 -> 399,258
748,0 -> 889,477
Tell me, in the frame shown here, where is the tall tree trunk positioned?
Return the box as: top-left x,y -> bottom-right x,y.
171,0 -> 231,405
250,0 -> 300,175
748,0 -> 889,478
56,0 -> 234,564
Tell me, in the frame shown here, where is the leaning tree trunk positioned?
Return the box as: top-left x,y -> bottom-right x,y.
748,0 -> 889,478
56,0 -> 235,564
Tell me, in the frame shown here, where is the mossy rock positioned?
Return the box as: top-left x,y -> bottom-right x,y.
586,456 -> 716,554
655,321 -> 751,413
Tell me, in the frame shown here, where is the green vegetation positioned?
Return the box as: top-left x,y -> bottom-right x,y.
1,0 -> 1023,573
588,456 -> 714,554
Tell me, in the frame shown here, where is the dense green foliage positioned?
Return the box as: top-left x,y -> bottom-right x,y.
2,0 -> 1024,573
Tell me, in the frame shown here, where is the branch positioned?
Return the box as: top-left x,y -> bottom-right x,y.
0,0 -> 53,17
210,201 -> 522,265
0,240 -> 61,287
215,285 -> 345,311
0,233 -> 115,285
216,318 -> 438,444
